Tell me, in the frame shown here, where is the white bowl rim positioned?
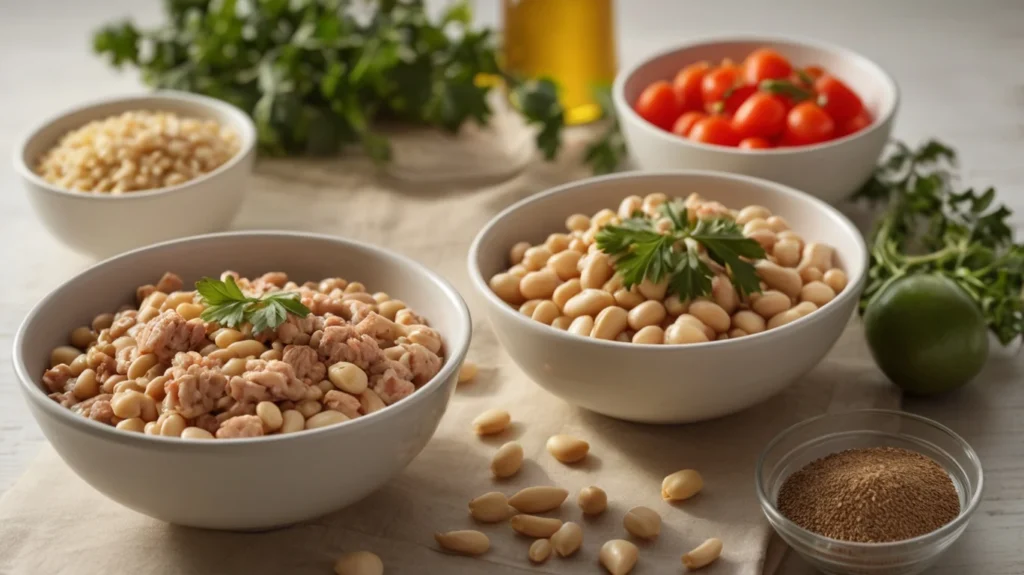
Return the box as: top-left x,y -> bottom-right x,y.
754,408 -> 985,549
13,90 -> 258,201
467,169 -> 868,352
612,33 -> 901,156
12,230 -> 473,450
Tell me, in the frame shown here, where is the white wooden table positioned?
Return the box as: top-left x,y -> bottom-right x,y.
1,1 -> 1022,573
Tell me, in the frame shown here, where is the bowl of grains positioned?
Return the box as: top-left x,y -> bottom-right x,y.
756,409 -> 983,575
14,91 -> 256,257
12,231 -> 472,530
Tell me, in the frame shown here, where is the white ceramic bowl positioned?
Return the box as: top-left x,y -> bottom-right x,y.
613,36 -> 899,204
468,171 -> 867,424
12,232 -> 472,530
14,91 -> 257,258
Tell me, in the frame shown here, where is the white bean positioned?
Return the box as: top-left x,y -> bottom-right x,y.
617,195 -> 643,219
711,276 -> 739,314
627,300 -> 666,330
798,242 -> 834,273
521,269 -> 561,300
632,325 -> 664,344
568,315 -> 595,337
523,246 -> 553,271
824,268 -> 848,293
751,290 -> 792,319
664,323 -> 709,345
613,288 -> 645,310
773,238 -> 802,267
687,300 -> 730,334
736,205 -> 771,225
547,250 -> 582,281
755,260 -> 802,298
563,289 -> 614,318
731,310 -> 766,334
552,278 -> 582,310
580,253 -> 614,289
531,300 -> 561,325
800,281 -> 836,306
509,242 -> 531,265
591,306 -> 628,340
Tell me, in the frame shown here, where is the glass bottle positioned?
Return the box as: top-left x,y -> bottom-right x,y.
503,0 -> 618,125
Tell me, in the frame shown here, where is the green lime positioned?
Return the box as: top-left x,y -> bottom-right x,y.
864,274 -> 989,395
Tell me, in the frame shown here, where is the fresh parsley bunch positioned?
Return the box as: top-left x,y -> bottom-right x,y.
196,276 -> 310,335
596,201 -> 766,300
93,0 -> 626,172
857,140 -> 1024,344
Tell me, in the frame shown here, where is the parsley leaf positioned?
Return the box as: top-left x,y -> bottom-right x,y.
690,218 -> 765,297
595,202 -> 766,300
670,243 -> 715,299
196,277 -> 311,334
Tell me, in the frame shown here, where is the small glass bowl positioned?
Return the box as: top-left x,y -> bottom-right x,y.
756,409 -> 983,575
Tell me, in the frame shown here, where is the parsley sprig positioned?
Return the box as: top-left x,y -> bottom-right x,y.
595,201 -> 766,300
92,0 -> 625,174
856,139 -> 1024,345
195,276 -> 310,335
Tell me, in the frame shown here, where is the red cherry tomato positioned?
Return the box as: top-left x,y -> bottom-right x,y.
784,102 -> 836,145
635,81 -> 682,130
709,84 -> 757,116
731,92 -> 787,139
804,65 -> 825,80
837,109 -> 873,138
672,111 -> 707,137
739,137 -> 773,149
701,65 -> 740,106
743,48 -> 793,84
689,116 -> 741,147
673,62 -> 711,112
814,75 -> 864,124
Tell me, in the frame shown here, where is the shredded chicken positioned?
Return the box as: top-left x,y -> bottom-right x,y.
216,415 -> 265,438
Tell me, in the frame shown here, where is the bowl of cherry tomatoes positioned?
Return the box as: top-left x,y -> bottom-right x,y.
612,36 -> 898,203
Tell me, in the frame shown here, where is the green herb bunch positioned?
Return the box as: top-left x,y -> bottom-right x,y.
857,140 -> 1024,344
595,201 -> 766,301
196,276 -> 310,334
93,0 -> 625,172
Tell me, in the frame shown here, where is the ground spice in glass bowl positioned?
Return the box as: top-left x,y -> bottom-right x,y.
777,447 -> 961,543
756,410 -> 983,575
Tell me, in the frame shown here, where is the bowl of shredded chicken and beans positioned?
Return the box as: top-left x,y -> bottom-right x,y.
44,270 -> 445,440
14,232 -> 471,529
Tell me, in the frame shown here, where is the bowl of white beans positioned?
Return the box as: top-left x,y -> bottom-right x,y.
13,231 -> 471,530
468,171 -> 867,423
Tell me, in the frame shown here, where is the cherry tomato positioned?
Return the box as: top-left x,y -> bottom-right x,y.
784,102 -> 836,145
743,48 -> 793,84
837,109 -> 873,137
731,92 -> 787,139
709,84 -> 757,116
814,75 -> 864,124
804,65 -> 825,80
701,65 -> 740,106
739,137 -> 772,149
673,62 -> 711,112
635,81 -> 682,130
672,111 -> 707,137
689,116 -> 741,147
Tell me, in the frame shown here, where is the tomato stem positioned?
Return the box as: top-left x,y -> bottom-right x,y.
758,79 -> 813,101
795,69 -> 815,87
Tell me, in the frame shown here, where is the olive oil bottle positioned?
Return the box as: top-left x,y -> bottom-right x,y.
503,0 -> 617,125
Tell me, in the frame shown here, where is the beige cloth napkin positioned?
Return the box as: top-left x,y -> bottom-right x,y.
0,122 -> 899,575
